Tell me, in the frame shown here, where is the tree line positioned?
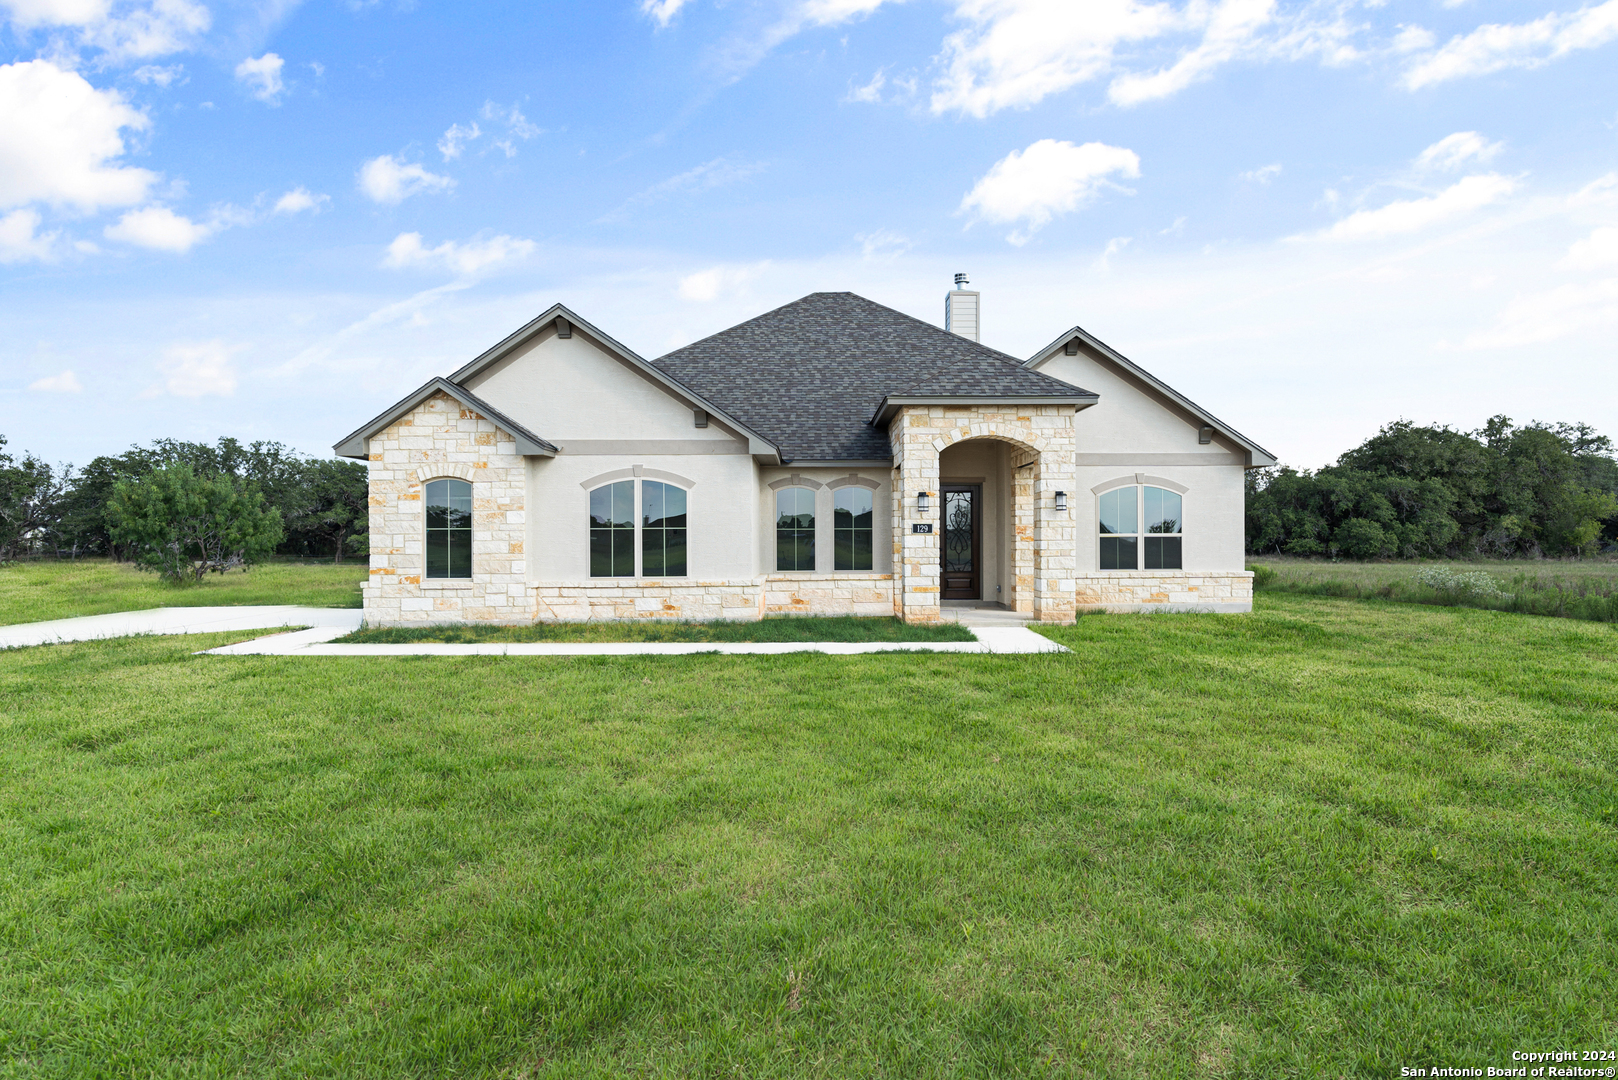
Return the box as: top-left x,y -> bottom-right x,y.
0,435 -> 367,572
1247,416 -> 1618,559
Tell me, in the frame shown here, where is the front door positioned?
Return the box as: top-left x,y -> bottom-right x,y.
941,485 -> 981,600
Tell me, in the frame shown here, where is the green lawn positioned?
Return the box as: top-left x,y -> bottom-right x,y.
0,558 -> 366,625
0,594 -> 1613,1077
338,615 -> 975,644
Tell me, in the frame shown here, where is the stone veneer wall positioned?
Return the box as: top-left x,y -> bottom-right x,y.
533,574 -> 893,622
889,405 -> 1077,624
364,391 -> 530,625
1073,570 -> 1254,613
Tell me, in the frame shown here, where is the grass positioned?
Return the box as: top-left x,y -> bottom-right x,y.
337,615 -> 976,644
1250,555 -> 1618,622
1,593 -> 1614,1077
0,558 -> 366,625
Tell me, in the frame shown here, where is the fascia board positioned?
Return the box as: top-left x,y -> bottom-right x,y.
1025,326 -> 1278,468
777,459 -> 894,468
447,302 -> 782,461
331,377 -> 559,459
868,393 -> 1097,427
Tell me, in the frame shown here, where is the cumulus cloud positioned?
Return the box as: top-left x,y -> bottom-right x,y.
846,68 -> 887,103
357,155 -> 455,204
479,101 -> 541,157
1107,0 -> 1277,106
437,121 -> 480,161
235,53 -> 285,104
0,208 -> 58,262
131,63 -> 184,86
103,205 -> 214,251
1304,174 -> 1518,241
1403,0 -> 1618,89
641,0 -> 689,26
28,369 -> 83,392
382,232 -> 535,275
155,340 -> 239,397
677,261 -> 770,301
0,60 -> 156,212
959,139 -> 1141,245
1242,162 -> 1282,183
1415,131 -> 1503,171
1560,225 -> 1618,270
272,187 -> 326,214
857,229 -> 911,259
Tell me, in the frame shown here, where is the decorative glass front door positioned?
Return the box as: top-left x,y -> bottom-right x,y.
941,485 -> 980,600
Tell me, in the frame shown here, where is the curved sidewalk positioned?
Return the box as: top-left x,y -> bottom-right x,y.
0,606 -> 363,650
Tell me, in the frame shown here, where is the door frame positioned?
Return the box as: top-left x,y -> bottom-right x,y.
940,483 -> 982,600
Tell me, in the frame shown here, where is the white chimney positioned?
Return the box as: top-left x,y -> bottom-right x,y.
945,272 -> 979,342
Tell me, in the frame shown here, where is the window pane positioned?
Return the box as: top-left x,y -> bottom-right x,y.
664,529 -> 687,576
448,479 -> 471,513
643,481 -> 664,528
1145,536 -> 1183,570
854,531 -> 873,571
611,481 -> 633,528
662,484 -> 686,528
589,485 -> 612,528
777,487 -> 814,530
1099,487 -> 1136,535
1146,487 -> 1182,534
612,529 -> 634,577
426,479 -> 448,529
448,526 -> 472,578
427,528 -> 448,578
1100,535 -> 1137,570
590,529 -> 613,576
642,527 -> 663,577
777,529 -> 813,571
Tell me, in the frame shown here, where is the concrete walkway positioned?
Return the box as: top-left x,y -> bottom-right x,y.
0,605 -> 363,650
0,605 -> 1067,656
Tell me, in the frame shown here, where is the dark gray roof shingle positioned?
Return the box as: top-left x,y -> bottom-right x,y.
651,292 -> 1092,462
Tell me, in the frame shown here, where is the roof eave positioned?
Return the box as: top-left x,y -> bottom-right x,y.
1026,327 -> 1278,468
448,302 -> 782,463
868,393 -> 1098,427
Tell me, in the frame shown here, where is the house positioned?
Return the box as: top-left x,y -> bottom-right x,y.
334,282 -> 1275,625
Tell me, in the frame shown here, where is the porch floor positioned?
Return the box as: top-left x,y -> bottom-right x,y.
938,600 -> 1034,627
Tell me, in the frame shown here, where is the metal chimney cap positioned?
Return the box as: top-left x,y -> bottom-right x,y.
953,272 -> 969,288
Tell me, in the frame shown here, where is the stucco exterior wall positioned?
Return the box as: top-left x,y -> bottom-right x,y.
363,391 -> 530,624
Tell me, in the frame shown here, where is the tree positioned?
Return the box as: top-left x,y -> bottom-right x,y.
107,464 -> 284,582
0,436 -> 70,562
296,458 -> 369,563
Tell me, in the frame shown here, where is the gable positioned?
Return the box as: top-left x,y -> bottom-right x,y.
1028,330 -> 1276,468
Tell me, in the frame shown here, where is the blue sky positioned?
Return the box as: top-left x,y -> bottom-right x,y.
3,0 -> 1616,469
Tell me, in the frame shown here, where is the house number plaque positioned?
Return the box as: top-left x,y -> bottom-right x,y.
911,523 -> 933,534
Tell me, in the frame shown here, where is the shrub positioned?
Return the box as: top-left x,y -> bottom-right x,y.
1414,565 -> 1506,601
1248,565 -> 1278,588
107,464 -> 284,583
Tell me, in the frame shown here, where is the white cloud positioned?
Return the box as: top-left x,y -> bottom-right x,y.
857,229 -> 911,259
0,208 -> 58,262
382,232 -> 535,275
1403,0 -> 1618,89
1462,277 -> 1618,348
677,261 -> 770,301
103,205 -> 213,251
356,155 -> 455,204
641,0 -> 689,27
272,187 -> 326,214
1415,131 -> 1503,171
131,63 -> 184,86
601,155 -> 765,222
479,101 -> 541,156
1242,162 -> 1282,183
437,121 -> 480,160
1304,174 -> 1518,241
959,138 -> 1141,245
28,369 -> 82,392
0,60 -> 156,212
1107,0 -> 1276,105
1560,225 -> 1618,270
156,339 -> 238,397
1094,235 -> 1132,270
235,53 -> 285,105
5,0 -> 213,60
846,68 -> 886,103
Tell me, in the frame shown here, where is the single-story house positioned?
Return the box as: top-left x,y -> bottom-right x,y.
335,282 -> 1274,625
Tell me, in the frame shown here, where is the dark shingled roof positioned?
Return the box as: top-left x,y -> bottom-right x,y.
651,292 -> 1093,462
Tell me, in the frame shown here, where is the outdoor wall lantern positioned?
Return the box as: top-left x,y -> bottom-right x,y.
917,491 -> 931,514
1055,491 -> 1068,512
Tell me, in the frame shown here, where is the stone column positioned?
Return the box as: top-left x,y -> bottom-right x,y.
1031,406 -> 1077,623
889,408 -> 942,624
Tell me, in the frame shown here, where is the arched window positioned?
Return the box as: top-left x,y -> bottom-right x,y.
642,481 -> 687,577
776,487 -> 815,571
834,487 -> 873,571
1099,485 -> 1183,570
425,478 -> 472,579
590,480 -> 635,577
